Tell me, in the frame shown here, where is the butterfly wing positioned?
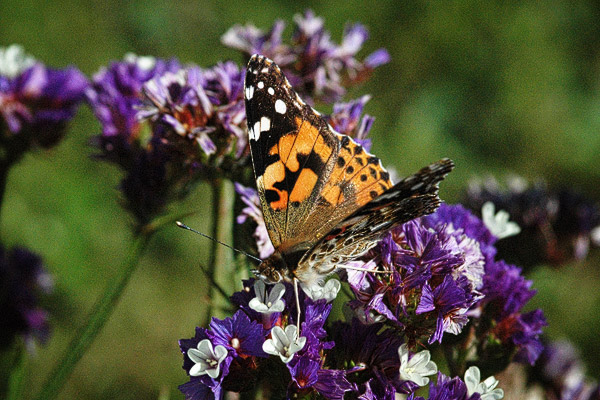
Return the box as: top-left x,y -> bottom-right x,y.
295,159 -> 455,286
244,55 -> 393,253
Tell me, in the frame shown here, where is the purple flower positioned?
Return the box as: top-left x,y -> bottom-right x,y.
327,319 -> 404,399
87,53 -> 181,140
209,310 -> 267,358
179,312 -> 270,399
234,183 -> 274,259
222,10 -> 390,103
476,260 -> 546,367
347,210 -> 484,345
0,45 -> 88,153
464,176 -> 600,266
0,246 -> 53,350
138,61 -> 246,158
326,95 -> 375,150
88,55 -> 185,224
424,203 -> 497,263
426,372 -> 481,400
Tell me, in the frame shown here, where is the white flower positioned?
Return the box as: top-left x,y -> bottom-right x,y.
464,366 -> 504,400
187,339 -> 228,378
124,52 -> 157,70
249,280 -> 286,314
591,225 -> 600,246
0,45 -> 36,78
481,202 -> 521,239
302,279 -> 341,303
262,325 -> 306,363
398,344 -> 438,386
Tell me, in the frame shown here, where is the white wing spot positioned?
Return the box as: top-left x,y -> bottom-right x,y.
260,116 -> 271,132
261,67 -> 269,73
257,81 -> 264,89
268,87 -> 275,95
275,99 -> 287,114
245,86 -> 254,100
253,121 -> 261,140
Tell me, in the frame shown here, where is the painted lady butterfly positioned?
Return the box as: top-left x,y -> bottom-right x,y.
244,54 -> 454,293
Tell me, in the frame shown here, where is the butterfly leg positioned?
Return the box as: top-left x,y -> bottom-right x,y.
293,277 -> 301,337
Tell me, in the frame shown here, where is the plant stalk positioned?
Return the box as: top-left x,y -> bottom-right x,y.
33,230 -> 152,400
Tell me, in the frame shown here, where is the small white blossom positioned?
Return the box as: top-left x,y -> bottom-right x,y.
262,325 -> 306,363
124,52 -> 157,70
464,366 -> 504,400
249,280 -> 285,314
482,201 -> 521,239
591,226 -> 600,246
303,279 -> 341,303
354,305 -> 387,324
187,339 -> 228,378
398,344 -> 438,386
0,45 -> 36,78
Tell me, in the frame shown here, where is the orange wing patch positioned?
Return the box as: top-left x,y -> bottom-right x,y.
290,168 -> 318,203
263,117 -> 337,211
319,134 -> 392,208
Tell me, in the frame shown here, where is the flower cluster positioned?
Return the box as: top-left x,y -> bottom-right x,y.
464,176 -> 600,267
87,53 -> 184,224
180,279 -> 353,399
182,198 -> 541,398
344,204 -> 545,374
0,44 -> 88,161
410,368 -> 504,400
0,245 -> 53,351
137,61 -> 246,159
87,54 -> 249,224
180,277 -> 509,400
222,9 -> 390,104
527,339 -> 600,400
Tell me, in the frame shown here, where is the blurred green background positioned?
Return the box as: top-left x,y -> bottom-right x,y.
1,0 -> 599,398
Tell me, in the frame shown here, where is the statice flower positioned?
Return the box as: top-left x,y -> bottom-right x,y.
262,324 -> 306,363
528,339 -> 600,400
346,205 -> 487,345
234,182 -> 275,259
0,44 -> 88,155
409,371 -> 498,400
475,260 -> 547,370
179,310 -> 268,399
181,278 -> 359,399
138,61 -> 246,159
464,366 -> 504,399
222,10 -> 390,103
398,344 -> 438,386
326,95 -> 374,150
0,245 -> 53,350
87,53 -> 181,143
465,176 -> 600,266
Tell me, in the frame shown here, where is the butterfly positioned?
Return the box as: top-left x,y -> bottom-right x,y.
244,54 -> 454,296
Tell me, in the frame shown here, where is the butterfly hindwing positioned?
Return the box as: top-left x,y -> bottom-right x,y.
296,159 -> 455,285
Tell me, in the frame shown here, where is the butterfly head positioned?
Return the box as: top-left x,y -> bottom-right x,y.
255,252 -> 293,284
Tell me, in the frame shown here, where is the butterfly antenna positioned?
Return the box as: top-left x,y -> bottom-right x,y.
176,221 -> 263,263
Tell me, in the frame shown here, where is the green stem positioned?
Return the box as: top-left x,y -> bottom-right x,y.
6,345 -> 27,400
33,230 -> 152,400
204,179 -> 234,325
